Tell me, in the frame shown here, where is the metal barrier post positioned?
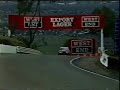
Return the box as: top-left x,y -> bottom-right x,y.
101,29 -> 104,53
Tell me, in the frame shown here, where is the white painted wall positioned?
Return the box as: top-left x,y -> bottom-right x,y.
0,44 -> 17,53
0,44 -> 41,54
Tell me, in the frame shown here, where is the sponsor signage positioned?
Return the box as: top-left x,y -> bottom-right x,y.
81,16 -> 100,27
50,17 -> 74,27
71,39 -> 95,54
71,47 -> 92,53
24,17 -> 42,28
8,15 -> 105,30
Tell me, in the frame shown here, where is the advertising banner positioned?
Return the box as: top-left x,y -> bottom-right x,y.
8,15 -> 105,30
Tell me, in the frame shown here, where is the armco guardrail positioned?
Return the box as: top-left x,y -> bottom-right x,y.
16,46 -> 41,54
0,44 -> 41,54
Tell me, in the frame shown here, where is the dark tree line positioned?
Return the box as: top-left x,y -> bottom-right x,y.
92,6 -> 116,38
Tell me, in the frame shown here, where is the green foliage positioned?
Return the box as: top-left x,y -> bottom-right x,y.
38,35 -> 73,54
31,43 -> 38,49
17,0 -> 34,15
0,36 -> 26,47
63,39 -> 72,47
16,0 -> 39,48
0,11 -> 3,27
63,38 -> 78,49
92,6 -> 116,37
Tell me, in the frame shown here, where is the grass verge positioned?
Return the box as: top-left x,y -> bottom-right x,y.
0,36 -> 26,47
72,57 -> 119,80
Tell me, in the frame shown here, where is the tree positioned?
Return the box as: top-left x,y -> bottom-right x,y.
17,0 -> 34,15
16,0 -> 40,48
92,6 -> 116,38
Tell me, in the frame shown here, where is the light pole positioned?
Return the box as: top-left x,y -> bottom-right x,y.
101,28 -> 104,53
8,29 -> 11,37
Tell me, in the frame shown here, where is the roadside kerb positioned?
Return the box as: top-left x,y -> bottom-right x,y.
70,56 -> 119,82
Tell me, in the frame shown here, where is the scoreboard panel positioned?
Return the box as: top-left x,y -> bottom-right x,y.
71,47 -> 92,54
24,17 -> 42,28
71,39 -> 95,54
81,16 -> 100,27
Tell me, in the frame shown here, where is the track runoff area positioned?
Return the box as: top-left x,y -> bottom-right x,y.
8,15 -> 105,60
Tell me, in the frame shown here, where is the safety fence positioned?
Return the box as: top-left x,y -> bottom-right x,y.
16,46 -> 41,54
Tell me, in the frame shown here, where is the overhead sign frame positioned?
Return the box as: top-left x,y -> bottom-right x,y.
8,15 -> 105,55
8,15 -> 105,30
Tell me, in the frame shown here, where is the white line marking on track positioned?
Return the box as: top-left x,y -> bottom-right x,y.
70,56 -> 119,82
